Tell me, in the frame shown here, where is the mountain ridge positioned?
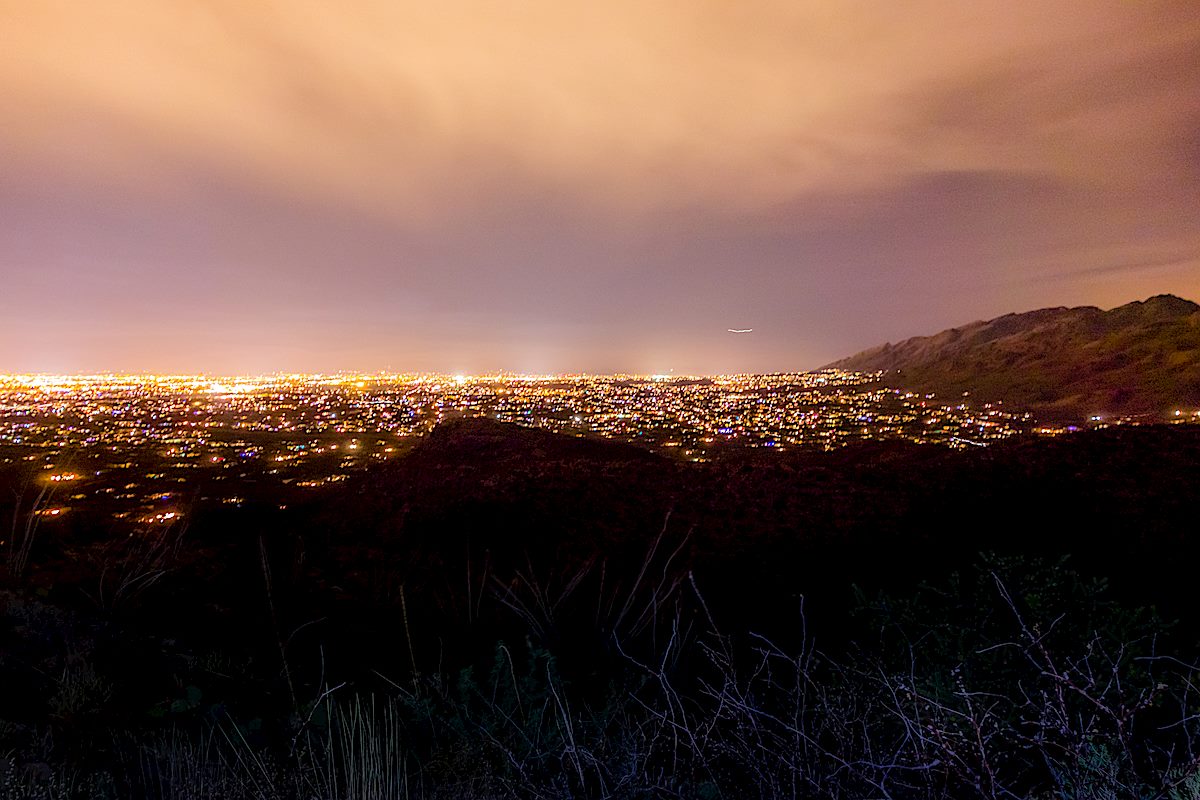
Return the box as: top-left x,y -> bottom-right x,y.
825,294 -> 1200,420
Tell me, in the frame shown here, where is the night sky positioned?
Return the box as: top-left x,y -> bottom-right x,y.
2,2 -> 1198,375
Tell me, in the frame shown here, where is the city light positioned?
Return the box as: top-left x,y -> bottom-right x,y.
1,371 -> 1187,533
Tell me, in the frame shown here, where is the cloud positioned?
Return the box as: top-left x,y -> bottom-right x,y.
1031,245 -> 1200,282
2,1 -> 1196,217
1,2 -> 1198,373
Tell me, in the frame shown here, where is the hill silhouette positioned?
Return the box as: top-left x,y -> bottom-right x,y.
283,417 -> 1200,643
826,294 -> 1200,420
5,417 -> 1200,797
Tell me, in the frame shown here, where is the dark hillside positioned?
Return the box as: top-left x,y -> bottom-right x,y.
5,418 -> 1199,641
290,419 -> 1200,645
4,419 -> 1200,797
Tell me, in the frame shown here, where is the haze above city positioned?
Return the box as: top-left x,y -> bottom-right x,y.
2,2 -> 1198,375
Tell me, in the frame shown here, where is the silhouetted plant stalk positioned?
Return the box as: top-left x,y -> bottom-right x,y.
259,533 -> 298,710
84,519 -> 187,611
6,478 -> 53,581
286,695 -> 411,800
489,511 -> 693,649
652,573 -> 1200,800
171,551 -> 1200,797
13,530 -> 1200,798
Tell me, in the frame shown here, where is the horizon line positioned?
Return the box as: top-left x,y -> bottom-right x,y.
0,369 -> 856,382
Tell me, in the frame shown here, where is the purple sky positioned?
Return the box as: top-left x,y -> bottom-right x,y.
2,1 -> 1198,374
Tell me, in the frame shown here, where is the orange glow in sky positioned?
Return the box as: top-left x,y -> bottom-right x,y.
1,2 -> 1197,373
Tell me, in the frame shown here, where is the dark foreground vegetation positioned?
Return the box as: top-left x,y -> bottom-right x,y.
3,419 -> 1200,798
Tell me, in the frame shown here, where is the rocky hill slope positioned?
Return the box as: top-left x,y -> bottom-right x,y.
826,295 -> 1200,420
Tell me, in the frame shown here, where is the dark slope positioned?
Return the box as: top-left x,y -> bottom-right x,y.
10,416 -> 1200,635
3,417 -> 1200,780
826,294 -> 1200,420
283,419 -> 1200,647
